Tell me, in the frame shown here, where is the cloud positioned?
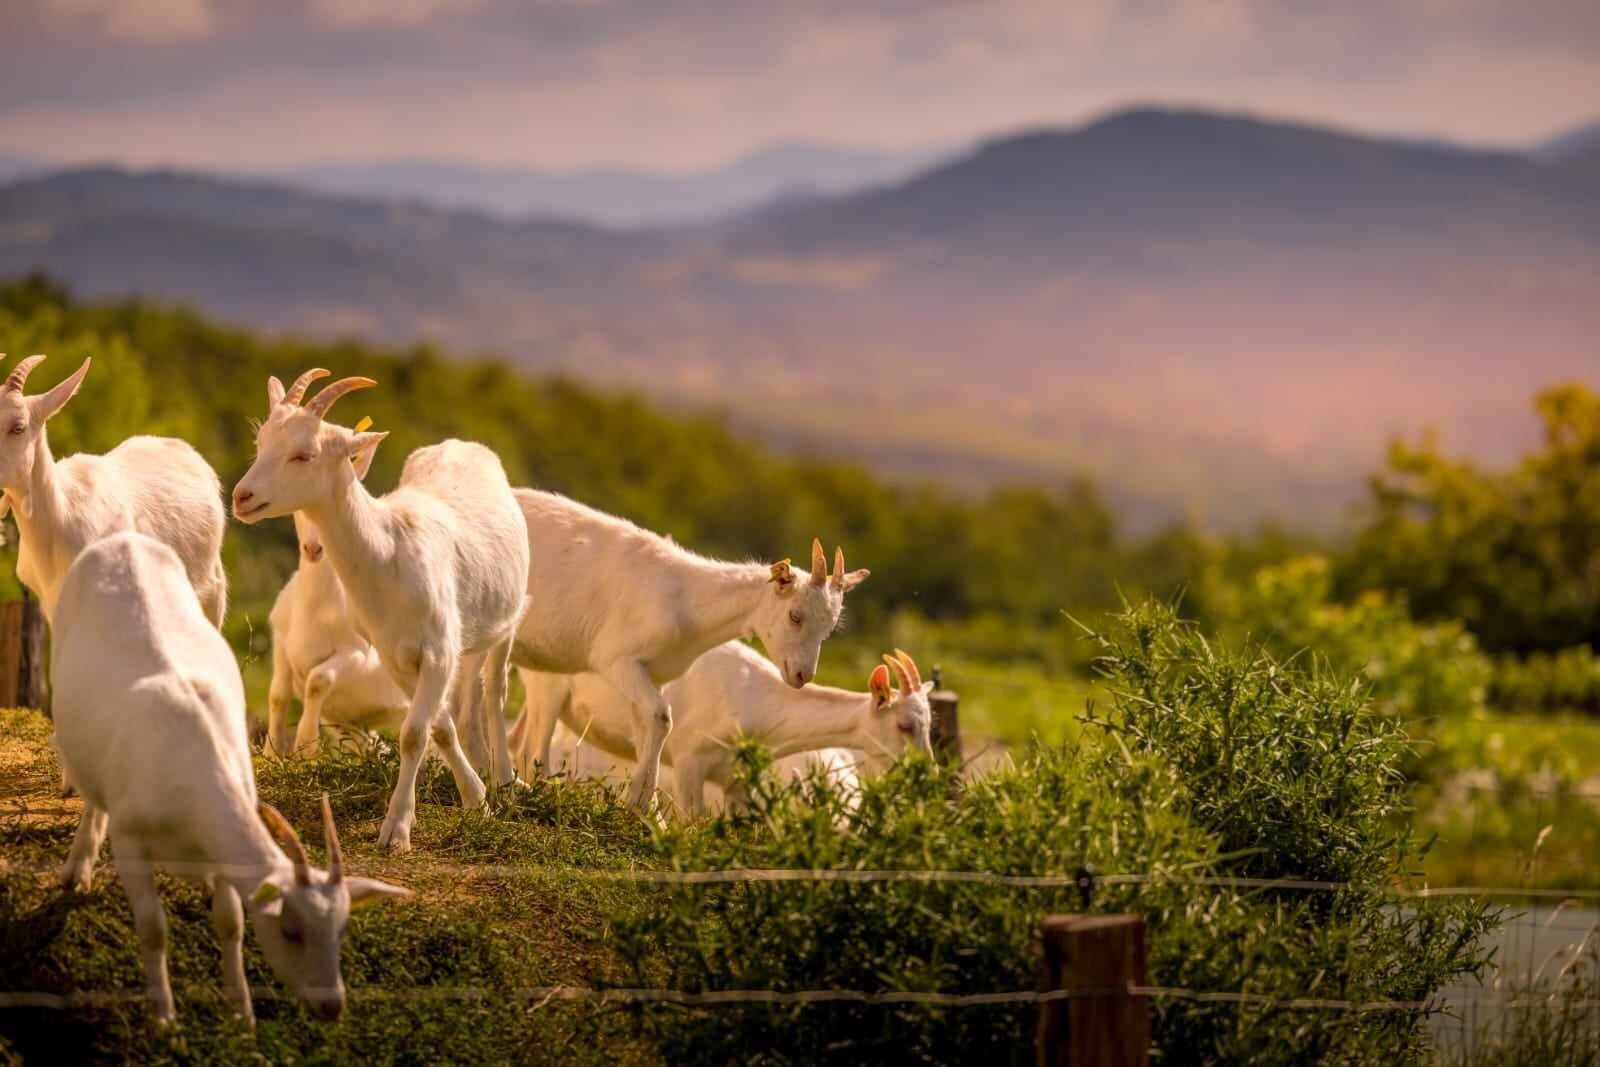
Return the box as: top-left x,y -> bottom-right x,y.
0,0 -> 1596,169
307,0 -> 487,30
40,0 -> 215,42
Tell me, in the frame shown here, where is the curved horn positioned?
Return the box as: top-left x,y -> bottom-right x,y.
5,355 -> 47,394
259,802 -> 311,885
320,793 -> 343,885
810,538 -> 828,586
285,368 -> 330,406
894,649 -> 923,689
305,376 -> 377,420
882,653 -> 912,696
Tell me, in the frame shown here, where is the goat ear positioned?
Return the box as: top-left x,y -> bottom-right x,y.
267,376 -> 286,407
0,492 -> 9,520
837,568 -> 870,592
869,664 -> 893,708
29,358 -> 90,422
346,430 -> 387,478
768,559 -> 797,593
345,876 -> 412,908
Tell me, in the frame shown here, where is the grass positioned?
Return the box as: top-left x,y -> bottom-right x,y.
0,708 -> 660,1065
1410,709 -> 1600,891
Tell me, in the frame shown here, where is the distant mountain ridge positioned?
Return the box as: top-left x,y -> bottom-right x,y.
281,141 -> 954,227
1,106 -> 1595,530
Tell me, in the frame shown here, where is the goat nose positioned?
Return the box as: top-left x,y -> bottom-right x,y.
232,488 -> 253,508
794,668 -> 809,686
313,993 -> 344,1021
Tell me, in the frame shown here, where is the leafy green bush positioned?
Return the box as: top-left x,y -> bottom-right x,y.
613,602 -> 1495,1065
1341,383 -> 1600,655
1205,554 -> 1489,720
1490,646 -> 1600,714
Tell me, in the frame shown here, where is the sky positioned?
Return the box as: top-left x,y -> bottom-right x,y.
1,0 -> 1597,172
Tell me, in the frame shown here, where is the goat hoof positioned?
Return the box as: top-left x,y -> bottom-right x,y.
57,863 -> 93,894
376,820 -> 412,853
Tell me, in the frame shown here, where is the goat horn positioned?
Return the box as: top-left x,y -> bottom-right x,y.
285,368 -> 330,406
882,653 -> 912,696
305,376 -> 377,419
831,546 -> 845,587
259,802 -> 311,885
5,355 -> 47,394
320,793 -> 343,885
810,538 -> 827,586
894,649 -> 923,689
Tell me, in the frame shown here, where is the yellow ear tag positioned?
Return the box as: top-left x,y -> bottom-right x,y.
250,880 -> 282,906
351,416 -> 374,465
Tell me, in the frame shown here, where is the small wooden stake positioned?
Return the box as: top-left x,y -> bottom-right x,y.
1036,914 -> 1149,1067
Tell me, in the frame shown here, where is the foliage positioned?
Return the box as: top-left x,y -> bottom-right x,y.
615,603 -> 1495,1065
1342,383 -> 1600,655
1204,554 -> 1490,720
1490,646 -> 1600,715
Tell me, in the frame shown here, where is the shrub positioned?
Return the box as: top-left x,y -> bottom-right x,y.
613,602 -> 1495,1065
1490,646 -> 1600,715
1205,555 -> 1489,720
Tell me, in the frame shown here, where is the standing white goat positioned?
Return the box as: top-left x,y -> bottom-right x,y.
0,353 -> 227,625
264,510 -> 409,756
51,532 -> 408,1025
500,488 -> 869,809
509,643 -> 934,818
233,369 -> 530,851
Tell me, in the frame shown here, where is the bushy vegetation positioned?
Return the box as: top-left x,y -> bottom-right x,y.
1203,554 -> 1490,720
1490,646 -> 1600,715
1342,383 -> 1600,656
615,603 -> 1495,1065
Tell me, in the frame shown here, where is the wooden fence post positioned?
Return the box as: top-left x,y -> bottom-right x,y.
0,592 -> 49,713
1035,915 -> 1149,1067
929,665 -> 960,764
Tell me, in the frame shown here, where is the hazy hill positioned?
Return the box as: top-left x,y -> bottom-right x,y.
1,107 -> 1595,529
284,142 -> 952,226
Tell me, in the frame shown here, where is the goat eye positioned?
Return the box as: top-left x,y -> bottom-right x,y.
7,423 -> 23,436
281,923 -> 304,945
788,610 -> 803,627
897,721 -> 915,735
290,453 -> 313,464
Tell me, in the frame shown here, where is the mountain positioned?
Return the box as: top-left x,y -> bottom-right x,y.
1536,119 -> 1600,162
1,107 -> 1595,530
282,142 -> 952,227
0,153 -> 40,184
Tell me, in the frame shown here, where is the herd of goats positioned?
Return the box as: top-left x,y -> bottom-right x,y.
2,355 -> 937,1024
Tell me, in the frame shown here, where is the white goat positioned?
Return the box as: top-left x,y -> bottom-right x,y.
498,488 -> 869,809
509,643 -> 934,818
51,531 -> 407,1025
233,369 -> 530,851
264,510 -> 408,756
535,720 -> 864,814
0,353 -> 227,625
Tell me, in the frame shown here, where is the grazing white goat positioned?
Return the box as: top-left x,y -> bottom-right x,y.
264,510 -> 408,756
51,532 -> 407,1025
0,353 -> 227,625
501,488 -> 870,809
233,369 -> 530,851
509,643 -> 934,818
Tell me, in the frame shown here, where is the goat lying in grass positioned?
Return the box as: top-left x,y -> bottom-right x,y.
497,488 -> 869,809
509,643 -> 934,818
234,370 -> 530,851
51,531 -> 407,1025
538,720 -> 865,814
0,353 -> 227,626
265,510 -> 409,756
